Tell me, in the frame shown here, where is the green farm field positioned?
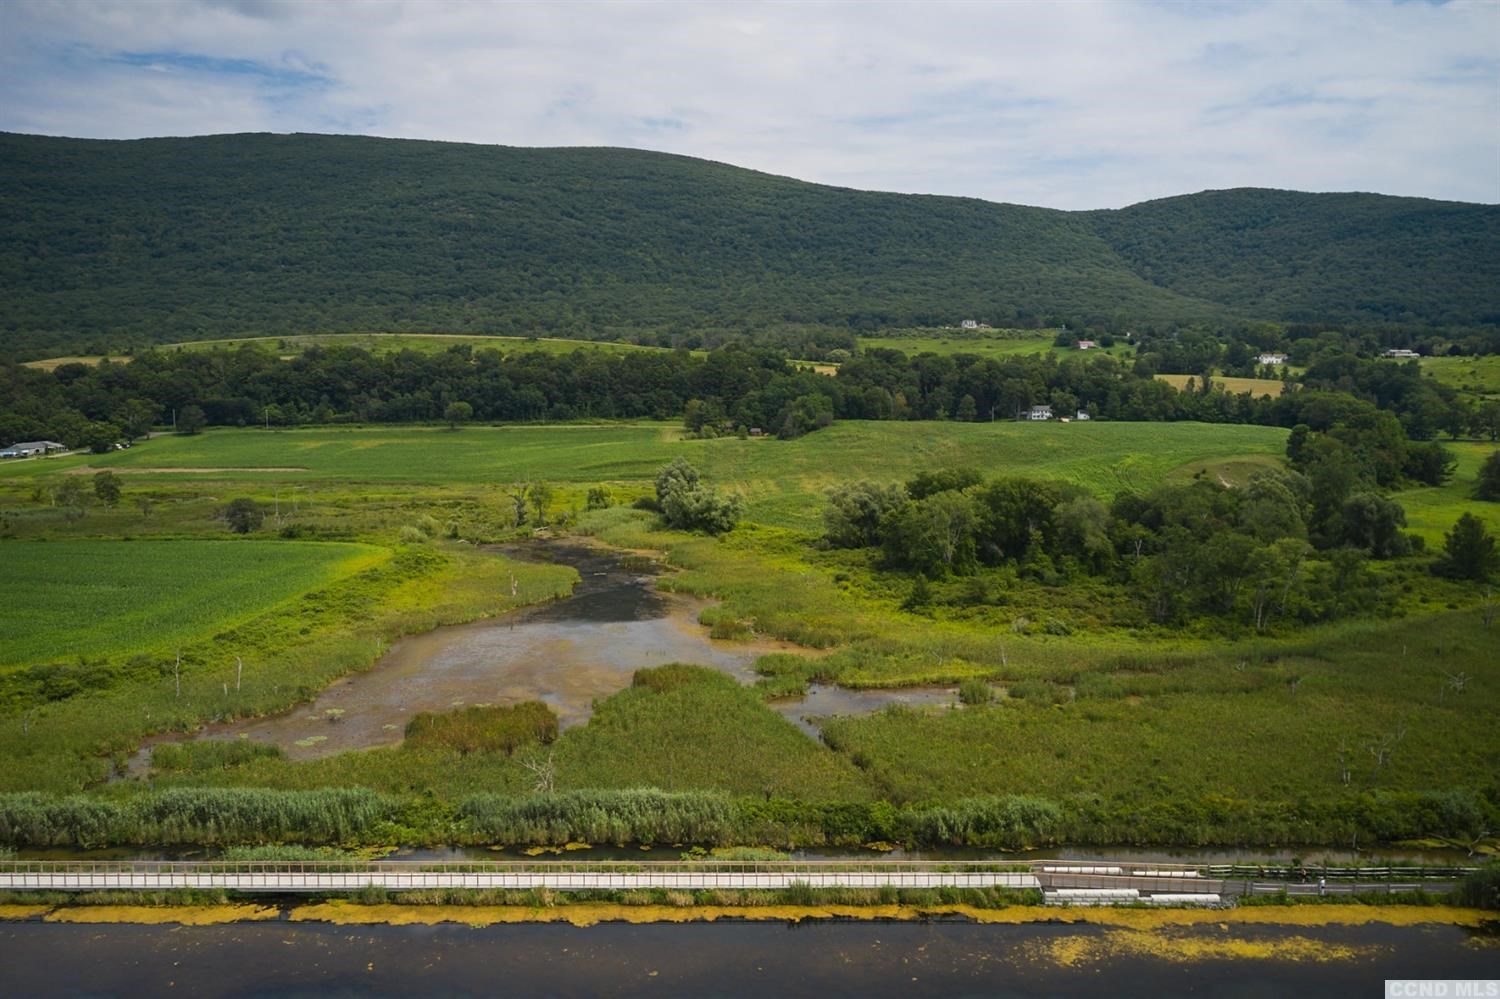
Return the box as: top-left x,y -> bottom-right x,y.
1420,354 -> 1500,400
3,420 -> 1290,531
158,332 -> 685,358
23,333 -> 684,370
0,540 -> 387,669
1393,440 -> 1500,544
859,329 -> 1135,362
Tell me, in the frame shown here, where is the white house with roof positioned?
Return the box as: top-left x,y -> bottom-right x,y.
1027,405 -> 1053,421
1382,348 -> 1420,359
1256,353 -> 1288,366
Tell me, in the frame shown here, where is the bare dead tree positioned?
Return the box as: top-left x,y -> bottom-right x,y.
521,750 -> 557,794
1336,738 -> 1352,786
235,656 -> 244,692
174,652 -> 181,699
1439,670 -> 1470,702
1365,721 -> 1408,776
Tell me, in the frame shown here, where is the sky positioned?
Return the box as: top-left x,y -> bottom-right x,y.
0,0 -> 1496,210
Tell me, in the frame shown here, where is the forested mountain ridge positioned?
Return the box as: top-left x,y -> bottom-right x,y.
2,131 -> 1496,356
1088,188 -> 1500,329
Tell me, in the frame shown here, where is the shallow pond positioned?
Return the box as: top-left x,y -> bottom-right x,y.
136,541 -> 948,765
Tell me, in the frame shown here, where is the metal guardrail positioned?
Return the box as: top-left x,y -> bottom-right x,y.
0,858 -> 1041,893
0,858 -> 1476,895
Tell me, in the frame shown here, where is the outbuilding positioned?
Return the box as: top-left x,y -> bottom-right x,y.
0,440 -> 66,458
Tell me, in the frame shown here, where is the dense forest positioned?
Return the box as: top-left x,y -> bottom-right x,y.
2,132 -> 1497,358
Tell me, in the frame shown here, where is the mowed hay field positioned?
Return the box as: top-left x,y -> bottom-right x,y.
1155,373 -> 1287,398
0,540 -> 387,668
859,331 -> 1134,362
2,421 -> 1291,530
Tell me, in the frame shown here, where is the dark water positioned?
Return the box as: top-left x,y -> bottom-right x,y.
1,919 -> 1494,997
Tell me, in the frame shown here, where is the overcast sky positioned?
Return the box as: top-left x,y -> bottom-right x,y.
1,0 -> 1495,209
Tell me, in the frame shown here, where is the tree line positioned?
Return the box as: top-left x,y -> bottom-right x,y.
827,426 -> 1496,634
1,340 -> 1493,492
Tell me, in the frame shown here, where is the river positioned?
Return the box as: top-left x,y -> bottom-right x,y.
1,917 -> 1494,996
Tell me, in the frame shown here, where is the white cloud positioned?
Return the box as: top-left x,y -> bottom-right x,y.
0,0 -> 1494,208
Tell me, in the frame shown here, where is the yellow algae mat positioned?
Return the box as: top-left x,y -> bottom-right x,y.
42,904 -> 280,925
286,901 -> 1495,930
0,905 -> 51,920
3,901 -> 1491,933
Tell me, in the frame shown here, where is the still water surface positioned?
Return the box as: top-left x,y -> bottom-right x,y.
1,918 -> 1493,997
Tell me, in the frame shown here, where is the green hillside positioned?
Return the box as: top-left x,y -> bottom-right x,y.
1088,188 -> 1500,329
2,132 -> 1496,356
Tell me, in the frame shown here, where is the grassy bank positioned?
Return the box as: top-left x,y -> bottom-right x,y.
0,543 -> 576,791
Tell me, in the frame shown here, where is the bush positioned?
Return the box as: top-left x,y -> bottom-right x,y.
404,702 -> 558,756
1458,863 -> 1500,910
958,678 -> 994,705
655,460 -> 743,534
632,663 -> 733,694
223,498 -> 263,534
900,796 -> 1063,849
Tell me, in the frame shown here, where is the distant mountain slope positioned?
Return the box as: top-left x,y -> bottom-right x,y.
1088,188 -> 1500,329
1,132 -> 1495,355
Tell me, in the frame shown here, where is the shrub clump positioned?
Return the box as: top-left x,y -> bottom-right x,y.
655,459 -> 742,534
1458,863 -> 1500,910
404,702 -> 558,757
958,678 -> 995,705
632,663 -> 735,694
459,789 -> 735,845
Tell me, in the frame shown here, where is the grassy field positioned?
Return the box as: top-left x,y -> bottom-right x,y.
23,333 -> 685,370
1394,440 -> 1500,544
0,421 -> 1290,532
0,540 -> 386,669
0,539 -> 577,791
859,329 -> 1133,362
1155,373 -> 1288,398
19,354 -> 126,371
1420,355 -> 1500,401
